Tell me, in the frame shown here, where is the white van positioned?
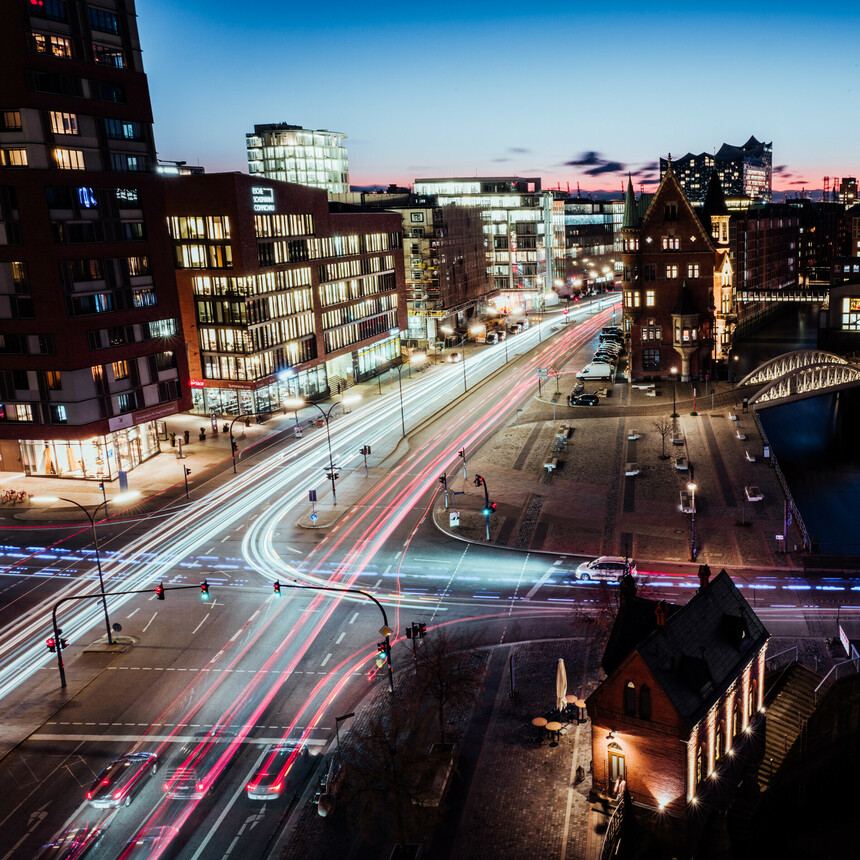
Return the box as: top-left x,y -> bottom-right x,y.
485,331 -> 499,345
576,362 -> 613,380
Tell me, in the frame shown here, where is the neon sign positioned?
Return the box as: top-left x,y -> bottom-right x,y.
251,186 -> 275,213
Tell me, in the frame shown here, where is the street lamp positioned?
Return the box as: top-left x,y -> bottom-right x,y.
670,366 -> 679,418
392,354 -> 427,437
33,492 -> 140,644
687,482 -> 697,561
284,395 -> 359,506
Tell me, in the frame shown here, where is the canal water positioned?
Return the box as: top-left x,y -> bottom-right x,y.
735,305 -> 860,554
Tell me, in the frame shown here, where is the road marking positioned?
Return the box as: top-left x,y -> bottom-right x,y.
127,608 -> 139,618
192,616 -> 207,635
336,632 -> 346,644
384,564 -> 392,574
221,535 -> 230,542
349,612 -> 359,624
142,612 -> 157,633
525,569 -> 555,599
321,653 -> 332,667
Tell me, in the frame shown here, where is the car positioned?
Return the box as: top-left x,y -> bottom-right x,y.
596,340 -> 621,352
33,825 -> 104,860
573,393 -> 599,406
115,826 -> 180,860
602,326 -> 623,336
447,352 -> 462,363
574,556 -> 637,582
485,331 -> 498,345
599,335 -> 624,349
247,743 -> 312,800
576,363 -> 613,380
163,729 -> 236,800
593,352 -> 618,363
86,751 -> 158,809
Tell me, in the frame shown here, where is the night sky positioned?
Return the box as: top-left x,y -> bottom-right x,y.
138,0 -> 859,195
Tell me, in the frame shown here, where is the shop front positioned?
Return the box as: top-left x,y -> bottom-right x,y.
356,333 -> 400,380
20,421 -> 160,481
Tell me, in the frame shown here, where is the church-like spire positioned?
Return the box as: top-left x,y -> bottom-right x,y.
702,168 -> 728,219
622,174 -> 640,229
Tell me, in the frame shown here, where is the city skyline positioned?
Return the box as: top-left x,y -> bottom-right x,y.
139,0 -> 859,195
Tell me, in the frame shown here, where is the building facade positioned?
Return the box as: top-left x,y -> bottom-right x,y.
163,173 -> 405,415
0,0 -> 188,481
621,167 -> 731,381
587,569 -> 768,857
246,123 -> 349,196
412,177 -> 555,316
660,136 -> 772,205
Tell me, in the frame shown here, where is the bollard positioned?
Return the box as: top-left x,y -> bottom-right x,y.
183,429 -> 190,444
223,423 -> 229,433
199,428 -> 206,441
170,432 -> 176,447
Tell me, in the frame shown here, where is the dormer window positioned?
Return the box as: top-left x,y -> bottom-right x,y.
665,202 -> 678,221
662,235 -> 680,251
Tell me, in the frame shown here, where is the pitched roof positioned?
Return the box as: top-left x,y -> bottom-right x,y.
701,169 -> 728,221
602,597 -> 679,676
622,175 -> 641,229
611,570 -> 768,730
640,161 -> 714,250
671,281 -> 700,316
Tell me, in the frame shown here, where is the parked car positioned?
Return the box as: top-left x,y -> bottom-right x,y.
602,326 -> 623,336
574,556 -> 637,582
599,334 -> 625,348
485,331 -> 499,345
86,751 -> 158,809
447,352 -> 462,363
246,743 -> 311,800
576,363 -> 613,380
115,826 -> 180,860
573,393 -> 600,406
163,729 -> 236,800
593,351 -> 618,363
33,825 -> 104,860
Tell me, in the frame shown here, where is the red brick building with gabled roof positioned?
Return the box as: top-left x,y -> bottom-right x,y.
586,568 -> 768,856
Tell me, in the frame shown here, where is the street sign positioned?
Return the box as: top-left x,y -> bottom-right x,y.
310,513 -> 318,523
449,511 -> 460,527
776,534 -> 784,541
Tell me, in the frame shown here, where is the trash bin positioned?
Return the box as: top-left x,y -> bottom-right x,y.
223,423 -> 229,434
199,428 -> 206,441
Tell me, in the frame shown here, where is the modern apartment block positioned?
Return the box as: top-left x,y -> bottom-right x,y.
412,177 -> 555,315
560,197 -> 622,295
246,123 -> 349,196
660,137 -> 772,205
0,0 -> 188,480
163,173 -> 405,414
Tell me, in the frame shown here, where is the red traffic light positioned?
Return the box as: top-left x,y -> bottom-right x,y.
473,474 -> 484,486
46,637 -> 56,652
273,581 -> 281,596
155,583 -> 165,600
418,622 -> 427,637
439,474 -> 447,486
200,580 -> 210,600
457,449 -> 465,458
184,467 -> 191,476
563,308 -> 569,315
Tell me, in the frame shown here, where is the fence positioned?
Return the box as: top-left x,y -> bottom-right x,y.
814,655 -> 860,706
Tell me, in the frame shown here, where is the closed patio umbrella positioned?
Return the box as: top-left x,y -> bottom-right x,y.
556,658 -> 568,712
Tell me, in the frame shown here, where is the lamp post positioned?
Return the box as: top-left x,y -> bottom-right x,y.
228,412 -> 255,474
687,482 -> 697,561
393,354 -> 427,437
284,395 -> 359,506
670,366 -> 679,418
34,492 -> 140,645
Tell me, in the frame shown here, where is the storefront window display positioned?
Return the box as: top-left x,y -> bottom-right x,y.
357,335 -> 400,379
20,422 -> 160,481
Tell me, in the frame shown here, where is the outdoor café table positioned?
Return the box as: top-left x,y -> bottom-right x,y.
545,721 -> 562,747
532,716 -> 548,742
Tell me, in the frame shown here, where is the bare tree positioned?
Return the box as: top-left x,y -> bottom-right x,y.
415,626 -> 483,745
652,417 -> 672,459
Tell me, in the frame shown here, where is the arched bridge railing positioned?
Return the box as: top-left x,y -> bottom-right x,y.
739,351 -> 860,405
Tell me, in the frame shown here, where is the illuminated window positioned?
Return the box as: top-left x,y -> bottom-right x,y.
747,679 -> 757,719
732,698 -> 741,738
112,360 -> 129,380
666,265 -> 678,279
696,742 -> 706,785
687,263 -> 700,279
661,236 -> 679,250
92,43 -> 125,67
715,721 -> 724,762
0,149 -> 28,167
53,148 -> 84,170
45,370 -> 62,390
1,111 -> 22,131
49,111 -> 78,135
31,32 -> 73,57
645,290 -> 655,307
623,681 -> 636,716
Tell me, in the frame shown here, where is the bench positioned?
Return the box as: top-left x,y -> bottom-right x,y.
674,456 -> 688,471
679,490 -> 695,514
728,412 -> 738,422
646,390 -> 657,397
745,485 -> 763,502
556,424 -> 572,441
745,450 -> 756,462
625,462 -> 640,476
672,434 -> 685,446
544,457 -> 559,473
736,429 -> 747,441
628,430 -> 640,440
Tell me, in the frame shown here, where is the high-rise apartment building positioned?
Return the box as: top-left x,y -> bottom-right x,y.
412,177 -> 555,314
660,137 -> 772,205
163,173 -> 405,414
0,0 -> 188,481
246,123 -> 349,196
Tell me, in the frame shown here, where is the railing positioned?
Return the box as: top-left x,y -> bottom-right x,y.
814,655 -> 860,705
752,410 -> 811,552
764,645 -> 799,702
599,797 -> 625,860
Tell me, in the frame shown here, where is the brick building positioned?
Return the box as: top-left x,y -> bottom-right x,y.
621,164 -> 732,381
162,173 -> 405,414
586,569 -> 768,856
0,0 -> 188,480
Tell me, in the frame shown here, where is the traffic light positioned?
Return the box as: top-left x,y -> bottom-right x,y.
273,581 -> 281,596
457,449 -> 465,458
184,467 -> 191,476
155,582 -> 165,600
98,481 -> 104,492
377,641 -> 386,653
418,622 -> 427,638
200,580 -> 210,600
60,637 -> 68,650
405,625 -> 413,639
563,308 -> 569,316
474,474 -> 484,487
490,502 -> 497,512
483,506 -> 491,516
439,474 -> 447,487
46,637 -> 56,653
231,441 -> 239,454
574,295 -> 580,302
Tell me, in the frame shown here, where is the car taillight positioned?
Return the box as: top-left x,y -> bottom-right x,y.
86,791 -> 93,799
197,782 -> 205,792
247,783 -> 257,791
114,791 -> 122,799
270,783 -> 281,792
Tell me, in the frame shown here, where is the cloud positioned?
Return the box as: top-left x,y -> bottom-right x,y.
492,158 -> 511,162
772,164 -> 791,175
509,147 -> 530,154
789,180 -> 809,186
564,151 -> 627,177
